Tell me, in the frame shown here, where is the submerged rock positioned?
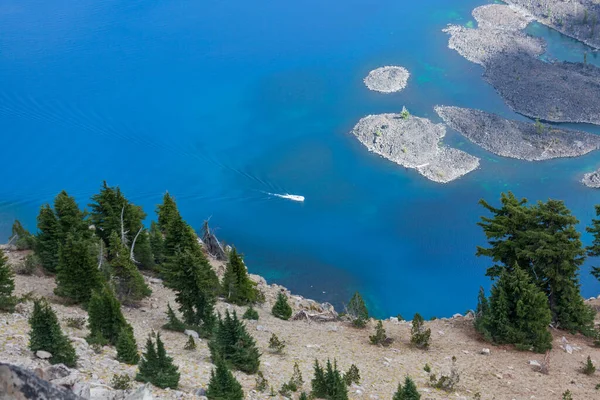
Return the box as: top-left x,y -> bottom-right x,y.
363,66 -> 410,93
435,106 -> 600,160
350,113 -> 479,183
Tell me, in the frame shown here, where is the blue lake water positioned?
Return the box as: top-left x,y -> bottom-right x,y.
1,0 -> 600,318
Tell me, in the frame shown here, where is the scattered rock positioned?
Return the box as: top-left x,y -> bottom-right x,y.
124,384 -> 152,400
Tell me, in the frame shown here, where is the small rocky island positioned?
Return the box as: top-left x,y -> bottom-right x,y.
363,66 -> 410,93
351,112 -> 479,183
583,168 -> 600,188
504,0 -> 600,49
444,4 -> 600,125
435,106 -> 600,161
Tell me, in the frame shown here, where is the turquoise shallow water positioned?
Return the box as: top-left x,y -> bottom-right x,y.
1,0 -> 600,318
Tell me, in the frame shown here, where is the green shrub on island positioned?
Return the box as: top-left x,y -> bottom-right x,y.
206,357 -> 244,400
136,333 -> 180,389
209,310 -> 260,374
0,250 -> 16,312
272,292 -> 293,320
242,305 -> 259,320
393,376 -> 420,400
221,248 -> 259,305
311,359 -> 348,400
475,264 -> 552,353
410,313 -> 431,349
163,303 -> 187,332
346,291 -> 368,328
28,299 -> 77,368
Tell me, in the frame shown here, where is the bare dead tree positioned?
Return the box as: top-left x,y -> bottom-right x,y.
97,239 -> 104,271
202,219 -> 227,261
120,206 -> 129,247
130,227 -> 142,263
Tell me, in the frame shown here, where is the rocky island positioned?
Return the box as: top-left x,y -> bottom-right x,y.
504,0 -> 600,49
435,105 -> 600,161
582,168 -> 600,188
444,4 -> 600,125
351,111 -> 479,183
363,66 -> 410,93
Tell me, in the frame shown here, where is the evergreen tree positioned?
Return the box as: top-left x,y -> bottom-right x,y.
0,250 -> 16,312
208,310 -> 260,374
162,248 -> 218,335
474,287 -> 489,336
410,313 -> 431,349
311,359 -> 348,400
163,303 -> 186,332
346,292 -> 368,328
477,192 -> 594,334
89,182 -> 154,270
116,327 -> 140,365
184,335 -> 196,350
476,265 -> 552,352
136,333 -> 180,389
272,292 -> 292,320
586,204 -> 600,281
107,232 -> 151,304
370,320 -> 392,346
344,364 -> 360,386
206,357 -> 244,400
149,221 -> 165,265
55,232 -> 103,303
221,248 -> 258,305
36,204 -> 60,273
299,393 -> 308,400
242,305 -> 259,320
29,299 -> 77,367
156,192 -> 180,235
393,376 -> 421,400
54,190 -> 88,240
10,220 -> 35,250
87,286 -> 131,346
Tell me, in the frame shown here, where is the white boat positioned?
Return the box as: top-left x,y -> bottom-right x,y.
266,192 -> 305,202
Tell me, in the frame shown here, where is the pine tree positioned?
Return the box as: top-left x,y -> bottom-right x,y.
206,357 -> 244,400
0,250 -> 16,312
136,333 -> 180,389
163,303 -> 186,332
87,286 -> 130,346
346,292 -> 368,328
370,320 -> 392,346
36,204 -> 60,273
54,190 -> 88,240
272,292 -> 292,320
184,335 -> 196,350
299,393 -> 308,400
393,376 -> 421,400
476,265 -> 552,352
107,232 -> 151,304
55,232 -> 103,303
586,204 -> 600,281
221,248 -> 258,305
116,326 -> 140,365
162,248 -> 218,335
149,221 -> 165,265
344,364 -> 360,386
156,192 -> 180,235
311,359 -> 348,400
410,313 -> 431,349
478,192 -> 594,334
242,305 -> 259,320
29,299 -> 77,367
209,310 -> 261,374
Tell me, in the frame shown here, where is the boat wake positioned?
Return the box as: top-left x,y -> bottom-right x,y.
264,192 -> 305,202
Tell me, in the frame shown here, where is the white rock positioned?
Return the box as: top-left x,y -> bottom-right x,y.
529,360 -> 541,367
389,317 -> 399,323
35,350 -> 52,359
480,348 -> 490,355
124,384 -> 153,400
565,344 -> 573,354
452,313 -> 463,319
184,330 -> 199,339
73,382 -> 91,399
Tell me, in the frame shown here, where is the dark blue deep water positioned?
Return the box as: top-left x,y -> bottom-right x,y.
1,0 -> 600,318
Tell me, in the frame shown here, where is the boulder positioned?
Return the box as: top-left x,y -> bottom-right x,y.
192,388 -> 207,396
0,363 -> 83,400
72,383 -> 91,400
42,364 -> 72,381
184,330 -> 199,339
480,348 -> 491,356
35,350 -> 52,360
124,384 -> 152,400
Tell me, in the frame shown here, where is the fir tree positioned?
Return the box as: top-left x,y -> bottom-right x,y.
116,327 -> 140,365
410,313 -> 431,349
299,393 -> 308,400
344,364 -> 360,386
107,232 -> 151,304
272,292 -> 292,320
586,204 -> 600,281
311,359 -> 348,400
206,357 -> 244,400
268,333 -> 285,354
10,220 -> 35,250
0,250 -> 16,312
478,192 -> 595,334
346,292 -> 368,328
149,221 -> 165,265
370,320 -> 392,346
54,190 -> 88,240
581,355 -> 596,375
36,204 -> 60,273
476,265 -> 552,352
162,248 -> 218,335
163,303 -> 186,332
136,333 -> 180,389
87,286 -> 131,346
393,376 -> 421,400
242,305 -> 259,320
29,299 -> 77,367
156,192 -> 180,235
55,232 -> 103,303
221,248 -> 258,305
209,310 -> 261,374
184,335 -> 196,350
